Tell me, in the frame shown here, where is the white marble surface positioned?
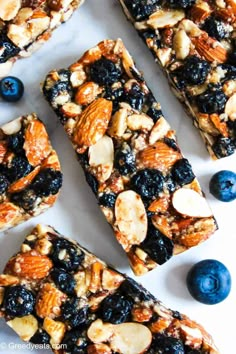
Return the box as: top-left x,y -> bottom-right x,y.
0,1 -> 235,353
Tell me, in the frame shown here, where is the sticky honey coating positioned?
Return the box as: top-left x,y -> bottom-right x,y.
0,113 -> 62,231
118,0 -> 236,160
43,39 -> 217,275
0,224 -> 219,353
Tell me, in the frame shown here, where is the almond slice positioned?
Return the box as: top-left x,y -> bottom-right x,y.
110,323 -> 152,354
0,0 -> 21,21
89,135 -> 114,167
7,315 -> 38,341
225,93 -> 236,120
147,9 -> 185,29
1,118 -> 22,135
115,190 -> 147,251
172,188 -> 212,218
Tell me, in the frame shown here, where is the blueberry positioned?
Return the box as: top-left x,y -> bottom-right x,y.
84,171 -> 98,195
6,130 -> 24,154
202,17 -> 228,41
119,277 -> 155,302
196,87 -> 227,114
124,0 -> 161,21
186,259 -> 231,304
98,192 -> 116,208
181,56 -> 210,86
31,168 -> 63,197
62,329 -> 88,354
171,158 -> 195,186
50,268 -> 76,294
146,107 -> 163,122
6,156 -> 32,183
124,82 -> 144,111
141,224 -> 174,265
212,137 -> 235,159
114,143 -> 136,176
51,238 -> 84,272
149,333 -> 185,354
61,298 -> 88,328
209,170 -> 236,202
0,174 -> 9,194
0,33 -> 20,63
30,330 -> 50,345
166,0 -> 196,8
100,293 -> 133,324
3,285 -> 35,317
0,76 -> 24,102
10,189 -> 37,211
90,58 -> 121,85
130,169 -> 164,199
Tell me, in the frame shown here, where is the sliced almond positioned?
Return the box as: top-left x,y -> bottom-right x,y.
87,319 -> 114,344
102,268 -> 124,291
147,9 -> 185,29
172,188 -> 212,218
89,135 -> 114,167
173,29 -> 191,60
115,190 -> 147,251
1,117 -> 22,135
0,0 -> 21,21
149,117 -> 170,145
225,93 -> 236,120
43,317 -> 66,346
7,315 -> 38,341
127,114 -> 154,131
179,19 -> 203,37
108,108 -> 128,137
110,323 -> 152,354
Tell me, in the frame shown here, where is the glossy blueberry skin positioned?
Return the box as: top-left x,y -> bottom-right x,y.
0,76 -> 24,102
209,170 -> 236,202
186,260 -> 231,305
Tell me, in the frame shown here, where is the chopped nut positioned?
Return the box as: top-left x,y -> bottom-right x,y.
0,274 -> 19,286
43,317 -> 66,346
7,315 -> 38,341
149,117 -> 170,144
102,269 -> 124,291
173,29 -> 191,60
0,0 -> 21,21
108,108 -> 128,137
147,9 -> 185,29
225,93 -> 236,120
127,114 -> 154,131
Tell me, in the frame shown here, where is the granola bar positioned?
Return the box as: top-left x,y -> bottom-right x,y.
42,39 -> 217,276
118,0 -> 236,159
0,113 -> 62,231
0,0 -> 85,76
0,224 -> 219,353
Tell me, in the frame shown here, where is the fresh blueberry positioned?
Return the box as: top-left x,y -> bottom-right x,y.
209,170 -> 236,202
186,259 -> 231,304
0,76 -> 24,102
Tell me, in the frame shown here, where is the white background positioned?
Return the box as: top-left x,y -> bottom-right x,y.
0,1 -> 235,353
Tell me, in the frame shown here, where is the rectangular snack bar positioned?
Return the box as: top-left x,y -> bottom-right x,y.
118,0 -> 236,159
43,39 -> 217,276
0,0 -> 85,76
0,224 -> 219,353
0,113 -> 62,231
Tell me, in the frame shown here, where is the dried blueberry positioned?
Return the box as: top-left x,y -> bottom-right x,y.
90,58 -> 121,85
32,168 -> 63,197
51,238 -> 84,272
202,17 -> 228,41
141,224 -> 174,265
119,277 -> 155,302
30,330 -> 50,345
228,50 -> 236,65
140,29 -> 161,49
0,174 -> 9,194
124,0 -> 161,20
84,171 -> 98,195
51,268 -> 76,295
6,130 -> 24,154
124,82 -> 144,111
6,156 -> 32,183
130,169 -> 164,199
100,293 -> 133,324
164,137 -> 179,151
3,286 -> 35,317
61,298 -> 88,328
114,143 -> 136,176
166,0 -> 196,8
149,333 -> 185,354
195,87 -> 227,114
212,137 -> 235,159
104,86 -> 124,113
165,175 -> 176,193
171,158 -> 195,186
98,192 -> 116,208
0,33 -> 20,63
62,329 -> 88,354
10,189 -> 37,211
77,150 -> 89,168
43,81 -> 72,108
184,349 -> 202,354
181,56 -> 210,85
146,107 -> 162,122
